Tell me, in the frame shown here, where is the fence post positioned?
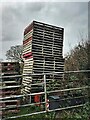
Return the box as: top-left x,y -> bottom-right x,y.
87,71 -> 90,103
44,74 -> 47,111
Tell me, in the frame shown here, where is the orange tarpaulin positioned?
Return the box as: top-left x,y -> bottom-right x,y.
34,95 -> 41,106
34,95 -> 40,102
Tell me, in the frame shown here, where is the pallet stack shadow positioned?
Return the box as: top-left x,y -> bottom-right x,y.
0,62 -> 21,116
22,21 -> 64,99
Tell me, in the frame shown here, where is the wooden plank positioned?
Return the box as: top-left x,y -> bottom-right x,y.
23,43 -> 32,50
24,29 -> 33,38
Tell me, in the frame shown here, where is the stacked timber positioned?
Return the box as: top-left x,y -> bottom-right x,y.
22,21 -> 64,98
0,62 -> 21,116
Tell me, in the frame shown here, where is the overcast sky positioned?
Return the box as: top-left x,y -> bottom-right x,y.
0,1 -> 89,60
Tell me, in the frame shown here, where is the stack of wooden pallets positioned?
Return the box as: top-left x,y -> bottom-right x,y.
22,21 -> 64,98
0,62 -> 21,116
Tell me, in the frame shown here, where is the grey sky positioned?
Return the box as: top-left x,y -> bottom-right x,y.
1,2 -> 88,60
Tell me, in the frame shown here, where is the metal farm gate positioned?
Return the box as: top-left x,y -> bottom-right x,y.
0,70 -> 90,120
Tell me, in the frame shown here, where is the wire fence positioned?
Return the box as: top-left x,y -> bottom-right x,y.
0,70 -> 90,120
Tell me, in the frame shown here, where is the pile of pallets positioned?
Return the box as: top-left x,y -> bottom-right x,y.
0,62 -> 21,116
22,21 -> 64,98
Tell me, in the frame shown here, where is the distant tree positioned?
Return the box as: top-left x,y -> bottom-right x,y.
64,39 -> 90,91
6,45 -> 23,62
65,40 -> 89,71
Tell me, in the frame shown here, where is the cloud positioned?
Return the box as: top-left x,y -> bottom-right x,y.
0,3 -> 2,60
1,2 -> 88,60
88,1 -> 90,39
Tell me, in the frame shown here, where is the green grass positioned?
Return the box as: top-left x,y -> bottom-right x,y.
5,102 -> 90,120
6,107 -> 56,120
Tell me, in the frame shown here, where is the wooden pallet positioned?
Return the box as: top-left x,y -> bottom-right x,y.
0,62 -> 21,117
22,21 -> 64,98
